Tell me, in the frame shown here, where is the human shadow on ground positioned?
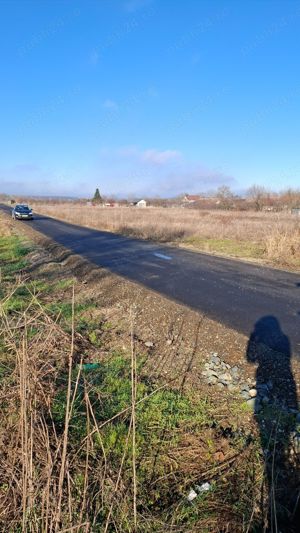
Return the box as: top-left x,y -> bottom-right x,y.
246,316 -> 300,532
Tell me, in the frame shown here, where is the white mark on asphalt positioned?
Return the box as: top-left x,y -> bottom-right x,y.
153,252 -> 172,261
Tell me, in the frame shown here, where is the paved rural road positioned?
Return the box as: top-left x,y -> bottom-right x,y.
1,204 -> 300,356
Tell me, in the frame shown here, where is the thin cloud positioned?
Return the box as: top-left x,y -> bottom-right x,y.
0,164 -> 80,197
12,164 -> 40,173
159,165 -> 236,195
117,145 -> 139,157
141,149 -> 181,165
116,146 -> 181,165
103,99 -> 118,110
96,148 -> 235,197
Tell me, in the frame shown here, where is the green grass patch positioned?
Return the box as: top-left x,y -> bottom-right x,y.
53,351 -> 212,448
52,354 -> 214,517
0,235 -> 32,279
54,278 -> 75,291
184,236 -> 265,259
50,354 -> 263,530
45,300 -> 99,337
1,280 -> 54,314
46,301 -> 96,320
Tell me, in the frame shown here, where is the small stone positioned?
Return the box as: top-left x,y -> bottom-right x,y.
211,355 -> 220,365
187,489 -> 198,502
228,384 -> 237,392
246,398 -> 256,410
241,384 -> 250,392
241,391 -> 250,399
217,382 -> 225,390
232,366 -> 239,374
166,339 -> 172,346
207,374 -> 218,383
145,341 -> 154,348
207,370 -> 218,377
219,373 -> 232,382
249,388 -> 257,398
196,482 -> 211,493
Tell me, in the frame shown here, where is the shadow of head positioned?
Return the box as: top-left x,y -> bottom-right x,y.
247,315 -> 290,356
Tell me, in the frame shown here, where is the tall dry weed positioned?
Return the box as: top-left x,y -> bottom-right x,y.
264,227 -> 300,264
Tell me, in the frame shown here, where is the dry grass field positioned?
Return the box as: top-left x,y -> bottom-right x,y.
34,204 -> 300,269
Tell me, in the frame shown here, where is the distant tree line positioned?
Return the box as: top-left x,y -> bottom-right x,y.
2,186 -> 300,211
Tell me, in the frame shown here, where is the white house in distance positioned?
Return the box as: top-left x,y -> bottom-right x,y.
134,199 -> 147,208
183,194 -> 201,204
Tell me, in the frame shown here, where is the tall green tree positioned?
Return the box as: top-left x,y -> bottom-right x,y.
92,188 -> 102,204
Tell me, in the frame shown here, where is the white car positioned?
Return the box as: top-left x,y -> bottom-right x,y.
12,204 -> 33,220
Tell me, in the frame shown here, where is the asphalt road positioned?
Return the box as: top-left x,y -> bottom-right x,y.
1,204 -> 299,356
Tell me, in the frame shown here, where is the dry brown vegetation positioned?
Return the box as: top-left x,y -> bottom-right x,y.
0,217 -> 264,532
34,205 -> 300,269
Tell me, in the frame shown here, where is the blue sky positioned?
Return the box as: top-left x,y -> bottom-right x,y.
0,0 -> 300,197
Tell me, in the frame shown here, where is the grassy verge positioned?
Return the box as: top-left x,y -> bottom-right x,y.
183,236 -> 265,260
2,219 -> 297,531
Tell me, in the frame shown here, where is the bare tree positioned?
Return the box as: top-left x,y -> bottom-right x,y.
279,188 -> 300,209
247,185 -> 268,211
216,185 -> 234,209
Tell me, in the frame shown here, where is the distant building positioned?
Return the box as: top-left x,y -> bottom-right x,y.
134,199 -> 147,208
262,206 -> 275,212
183,194 -> 201,203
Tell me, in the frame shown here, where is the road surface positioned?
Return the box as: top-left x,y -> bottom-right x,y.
1,204 -> 299,356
